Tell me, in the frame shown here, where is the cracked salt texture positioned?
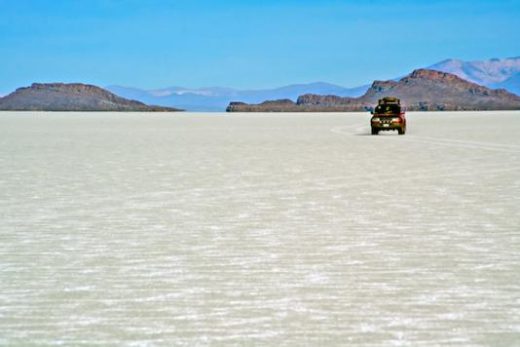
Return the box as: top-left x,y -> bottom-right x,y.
0,111 -> 519,346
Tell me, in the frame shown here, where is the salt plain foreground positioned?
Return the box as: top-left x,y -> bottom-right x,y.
0,111 -> 519,346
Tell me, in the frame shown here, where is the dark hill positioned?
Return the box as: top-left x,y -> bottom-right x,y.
0,83 -> 182,111
227,69 -> 520,112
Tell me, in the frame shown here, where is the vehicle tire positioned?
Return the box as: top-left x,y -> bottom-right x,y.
371,127 -> 378,135
398,126 -> 406,135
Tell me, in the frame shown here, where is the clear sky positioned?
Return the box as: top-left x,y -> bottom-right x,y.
1,0 -> 519,93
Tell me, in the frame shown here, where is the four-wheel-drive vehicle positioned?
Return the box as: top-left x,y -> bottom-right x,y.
370,97 -> 406,135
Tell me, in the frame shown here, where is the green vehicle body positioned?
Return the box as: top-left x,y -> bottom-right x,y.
370,97 -> 407,135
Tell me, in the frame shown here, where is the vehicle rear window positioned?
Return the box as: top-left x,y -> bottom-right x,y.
375,104 -> 400,114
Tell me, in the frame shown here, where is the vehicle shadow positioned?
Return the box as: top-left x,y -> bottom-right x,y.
355,132 -> 402,136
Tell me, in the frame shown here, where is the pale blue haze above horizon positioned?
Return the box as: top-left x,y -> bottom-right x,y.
1,0 -> 520,95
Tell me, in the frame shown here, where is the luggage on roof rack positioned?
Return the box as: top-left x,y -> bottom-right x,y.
378,97 -> 400,105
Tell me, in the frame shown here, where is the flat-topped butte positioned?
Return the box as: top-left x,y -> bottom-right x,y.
0,83 -> 183,111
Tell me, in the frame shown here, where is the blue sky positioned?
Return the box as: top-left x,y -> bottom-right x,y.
1,0 -> 520,94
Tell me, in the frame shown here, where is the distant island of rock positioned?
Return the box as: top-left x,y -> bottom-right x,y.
226,69 -> 520,112
0,83 -> 183,112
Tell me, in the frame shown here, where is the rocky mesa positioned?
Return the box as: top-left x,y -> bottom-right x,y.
227,69 -> 520,112
0,83 -> 182,111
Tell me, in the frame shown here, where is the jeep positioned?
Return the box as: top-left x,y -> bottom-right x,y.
370,97 -> 406,135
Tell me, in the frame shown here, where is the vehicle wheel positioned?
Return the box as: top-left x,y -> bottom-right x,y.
371,127 -> 378,135
398,126 -> 406,135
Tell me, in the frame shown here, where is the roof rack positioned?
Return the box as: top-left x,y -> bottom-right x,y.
378,97 -> 400,105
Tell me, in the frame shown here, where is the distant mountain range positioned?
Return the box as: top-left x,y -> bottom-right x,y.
107,83 -> 368,112
227,69 -> 520,112
0,83 -> 181,111
1,57 -> 519,112
106,57 -> 520,111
